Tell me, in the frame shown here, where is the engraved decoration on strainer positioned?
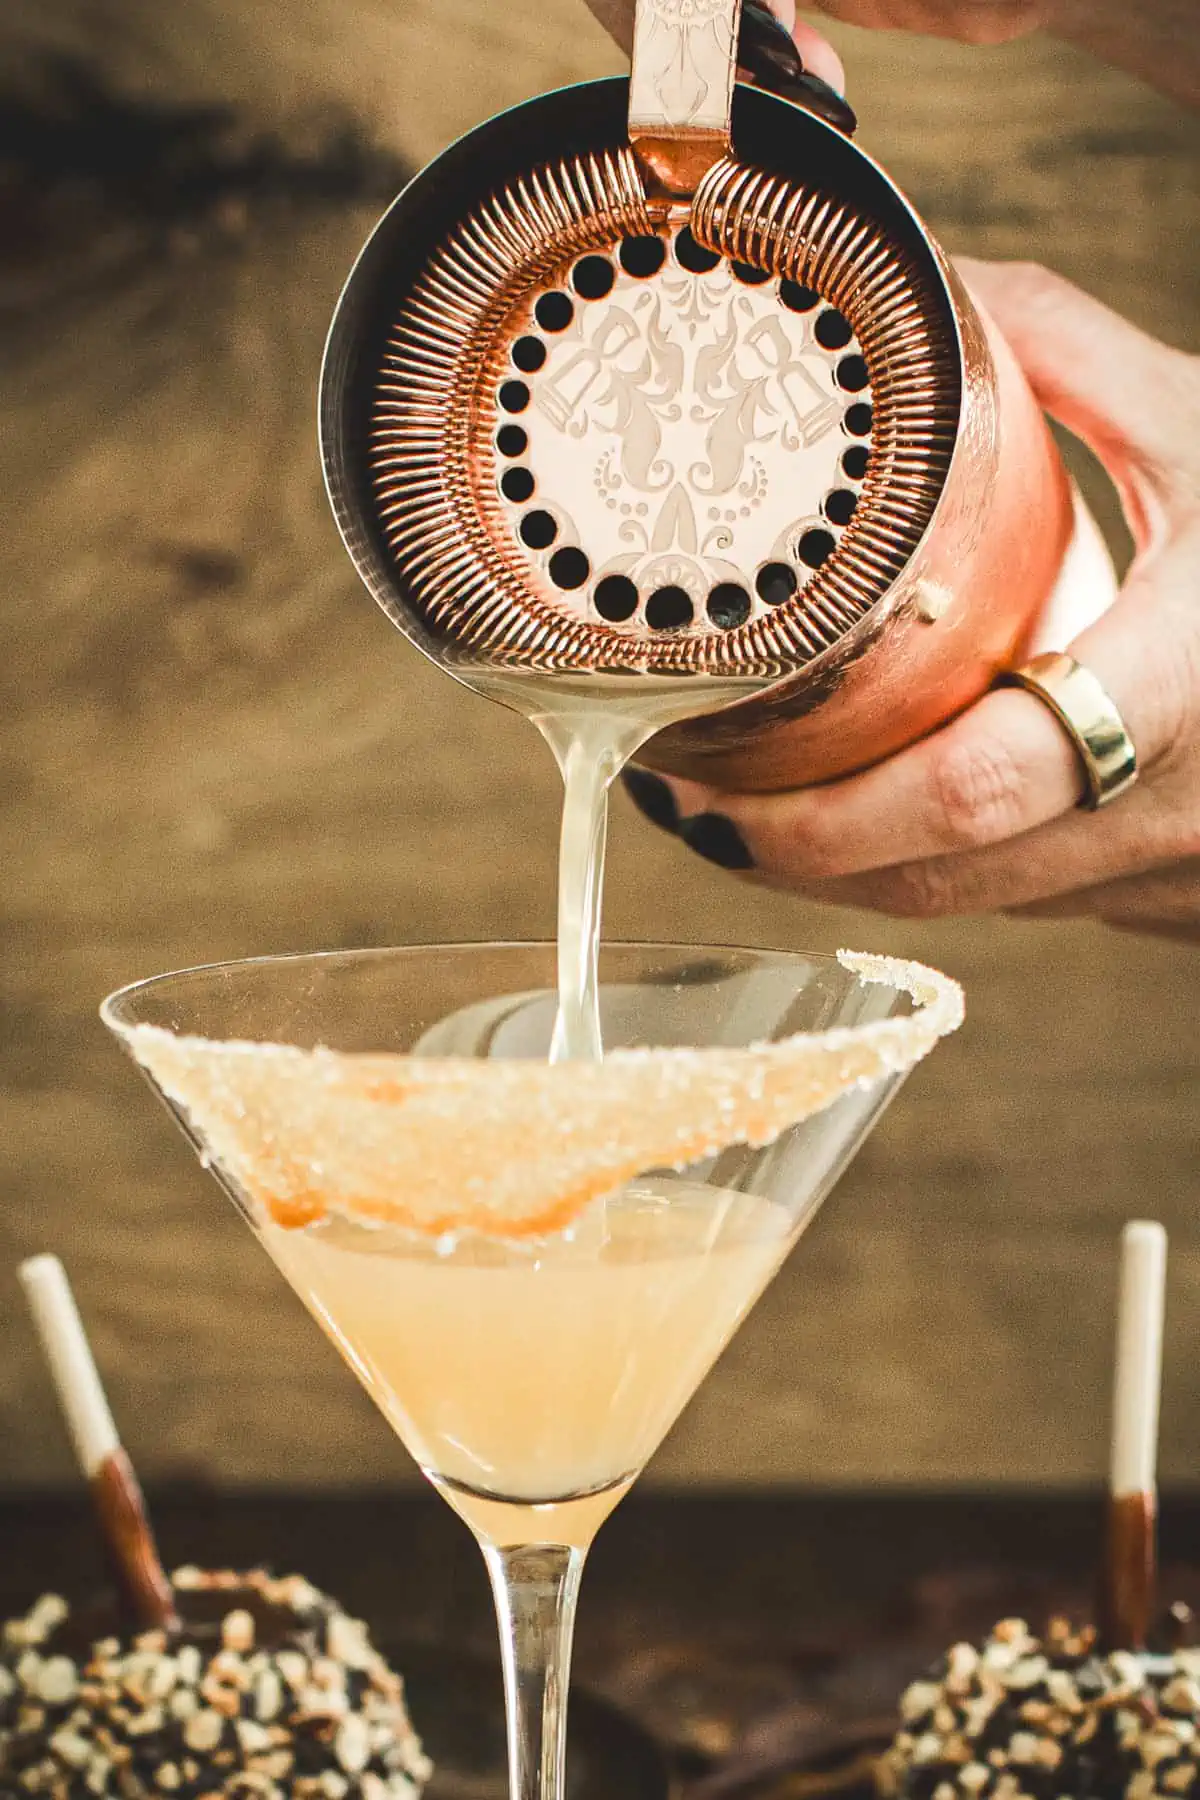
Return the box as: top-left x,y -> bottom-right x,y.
492,236 -> 869,637
629,0 -> 740,135
368,146 -> 959,678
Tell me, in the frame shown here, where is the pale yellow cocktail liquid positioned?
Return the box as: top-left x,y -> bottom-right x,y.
262,1177 -> 791,1544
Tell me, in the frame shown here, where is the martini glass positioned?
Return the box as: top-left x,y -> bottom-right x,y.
101,941 -> 960,1800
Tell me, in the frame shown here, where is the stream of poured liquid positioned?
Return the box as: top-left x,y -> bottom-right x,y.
537,711 -> 656,1064
490,678 -> 763,1065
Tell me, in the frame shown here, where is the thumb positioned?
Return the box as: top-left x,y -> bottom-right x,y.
956,258 -> 1200,541
789,17 -> 847,92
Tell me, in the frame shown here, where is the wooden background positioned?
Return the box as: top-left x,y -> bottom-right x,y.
1,0 -> 1197,1490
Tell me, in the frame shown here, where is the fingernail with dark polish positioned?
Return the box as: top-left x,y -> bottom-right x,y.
621,767 -> 680,834
679,812 -> 755,871
791,70 -> 857,136
737,1 -> 857,135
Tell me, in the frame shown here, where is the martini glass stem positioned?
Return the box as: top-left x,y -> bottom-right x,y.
483,1543 -> 586,1800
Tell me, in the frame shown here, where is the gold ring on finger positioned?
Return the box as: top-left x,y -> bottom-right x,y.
998,652 -> 1138,811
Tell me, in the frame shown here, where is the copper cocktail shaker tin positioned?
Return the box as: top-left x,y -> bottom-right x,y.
320,0 -> 1114,791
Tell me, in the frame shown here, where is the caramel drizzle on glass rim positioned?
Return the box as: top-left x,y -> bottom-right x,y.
122,951 -> 962,1242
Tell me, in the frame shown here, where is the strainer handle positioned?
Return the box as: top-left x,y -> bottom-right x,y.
629,0 -> 743,197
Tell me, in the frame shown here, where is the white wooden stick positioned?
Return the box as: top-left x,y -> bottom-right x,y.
1110,1221 -> 1167,1499
19,1255 -> 120,1477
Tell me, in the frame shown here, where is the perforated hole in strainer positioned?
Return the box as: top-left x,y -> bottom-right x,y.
369,146 -> 959,678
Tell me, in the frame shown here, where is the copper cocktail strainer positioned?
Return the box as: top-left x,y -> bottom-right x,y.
321,0 -> 1113,790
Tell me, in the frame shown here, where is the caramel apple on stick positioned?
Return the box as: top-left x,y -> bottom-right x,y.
880,1221 -> 1184,1800
1101,1219 -> 1167,1651
18,1253 -> 179,1633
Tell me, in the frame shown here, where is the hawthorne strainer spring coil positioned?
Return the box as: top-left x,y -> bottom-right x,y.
321,0 -> 1107,785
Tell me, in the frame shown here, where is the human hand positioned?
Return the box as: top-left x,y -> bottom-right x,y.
581,0 -> 1047,92
804,0 -> 1196,110
623,260 -> 1200,944
803,0 -> 1049,48
582,0 -> 1196,116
